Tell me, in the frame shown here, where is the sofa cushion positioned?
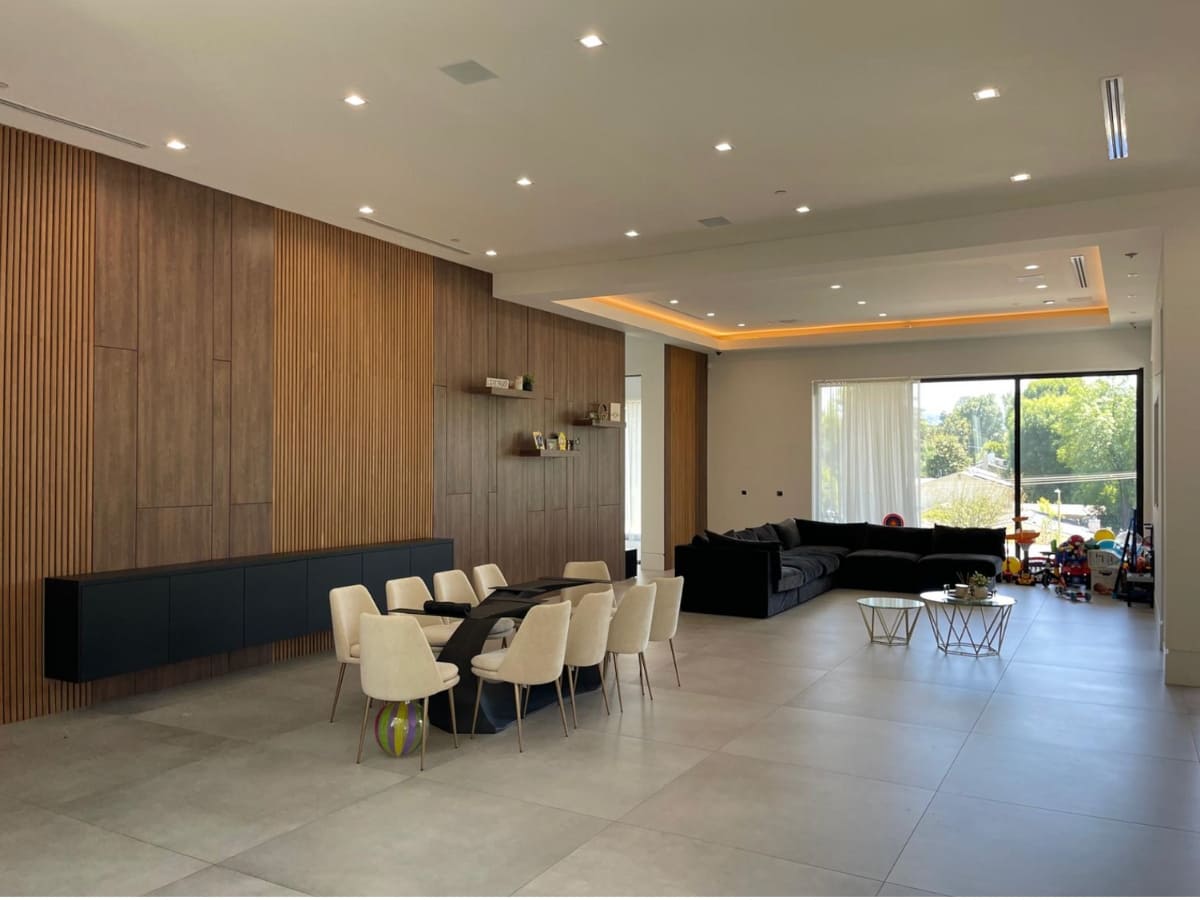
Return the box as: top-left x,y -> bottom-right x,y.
845,548 -> 924,565
918,552 -> 1003,579
749,523 -> 780,543
771,517 -> 803,549
705,530 -> 783,585
777,565 -> 808,592
794,519 -> 868,551
781,550 -> 840,579
864,523 -> 933,556
791,544 -> 851,558
837,548 -> 921,593
691,532 -> 710,546
932,525 -> 1005,558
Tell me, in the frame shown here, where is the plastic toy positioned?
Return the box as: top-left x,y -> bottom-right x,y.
1054,535 -> 1091,602
882,513 -> 905,527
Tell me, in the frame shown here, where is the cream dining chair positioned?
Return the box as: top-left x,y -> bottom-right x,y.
434,569 -> 515,647
649,576 -> 685,687
563,589 -> 615,725
560,560 -> 612,608
385,577 -> 458,651
471,563 -> 507,602
356,613 -> 461,769
329,585 -> 380,722
604,582 -> 656,712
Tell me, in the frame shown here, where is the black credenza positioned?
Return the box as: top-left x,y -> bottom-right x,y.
44,538 -> 454,683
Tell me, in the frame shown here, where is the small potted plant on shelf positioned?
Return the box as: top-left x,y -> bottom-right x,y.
522,374 -> 534,392
968,572 -> 992,600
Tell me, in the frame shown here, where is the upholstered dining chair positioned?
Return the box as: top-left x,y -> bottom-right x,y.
385,577 -> 458,651
561,560 -> 613,608
563,590 -> 615,725
649,576 -> 685,687
356,613 -> 461,769
434,569 -> 515,647
329,585 -> 381,723
471,563 -> 507,602
604,582 -> 656,712
470,599 -> 571,752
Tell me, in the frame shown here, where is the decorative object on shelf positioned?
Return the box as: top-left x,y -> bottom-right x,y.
574,436 -> 582,450
588,408 -> 600,424
512,374 -> 525,392
609,402 -> 621,423
597,402 -> 610,422
882,512 -> 905,527
567,439 -> 576,451
532,431 -> 545,450
374,700 -> 424,757
522,373 -> 534,391
485,377 -> 511,389
556,432 -> 568,451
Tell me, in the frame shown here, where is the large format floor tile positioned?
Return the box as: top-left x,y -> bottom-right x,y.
890,792 -> 1200,896
656,653 -> 827,705
517,822 -> 880,896
720,706 -> 966,789
225,778 -> 607,896
833,643 -> 1008,692
789,671 -> 991,732
623,752 -> 932,881
996,659 -> 1199,713
148,866 -> 306,896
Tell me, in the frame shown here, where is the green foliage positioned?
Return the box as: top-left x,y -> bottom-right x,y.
923,481 -> 1012,528
922,430 -> 971,478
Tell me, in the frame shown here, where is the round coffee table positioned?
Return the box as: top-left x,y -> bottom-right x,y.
856,596 -> 925,646
919,590 -> 1016,657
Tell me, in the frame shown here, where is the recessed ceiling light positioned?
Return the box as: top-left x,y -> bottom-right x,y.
668,298 -> 679,305
1128,294 -> 1138,299
737,322 -> 746,327
579,33 -> 605,48
1036,284 -> 1048,290
624,229 -> 639,238
485,249 -> 498,257
973,87 -> 1000,101
165,138 -> 187,151
795,205 -> 811,214
714,141 -> 733,152
358,205 -> 374,215
1043,299 -> 1055,305
344,94 -> 367,107
515,176 -> 533,187
856,300 -> 867,305
878,312 -> 888,318
705,312 -> 716,317
1024,264 -> 1039,270
830,284 -> 842,290
1127,272 -> 1140,278
1010,172 -> 1032,182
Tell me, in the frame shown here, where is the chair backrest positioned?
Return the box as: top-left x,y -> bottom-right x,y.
649,576 -> 684,641
359,614 -> 450,702
434,569 -> 479,607
561,582 -> 610,608
607,582 -> 655,654
329,585 -> 380,663
385,577 -> 445,627
565,590 -> 615,668
563,560 -> 611,581
471,563 -> 507,602
497,600 -> 571,685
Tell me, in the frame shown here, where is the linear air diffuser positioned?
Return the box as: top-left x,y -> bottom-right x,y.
1101,76 -> 1128,160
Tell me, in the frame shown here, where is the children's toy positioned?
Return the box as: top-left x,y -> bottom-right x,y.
1054,534 -> 1091,602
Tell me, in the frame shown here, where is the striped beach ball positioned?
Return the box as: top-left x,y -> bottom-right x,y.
374,701 -> 424,757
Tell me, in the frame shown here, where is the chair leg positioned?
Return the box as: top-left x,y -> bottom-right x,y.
523,684 -> 531,717
612,653 -> 624,713
640,651 -> 654,701
596,663 -> 611,715
668,638 -> 681,687
330,662 -> 347,723
554,677 -> 569,738
448,685 -> 459,749
471,678 -> 483,738
513,683 -> 525,752
501,635 -> 508,649
355,694 -> 371,764
567,666 -> 579,728
420,696 -> 429,771
638,653 -> 645,696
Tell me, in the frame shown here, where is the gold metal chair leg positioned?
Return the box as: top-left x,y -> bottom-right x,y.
331,662 -> 347,722
355,694 -> 371,764
523,684 -> 531,717
501,635 -> 508,649
448,685 -> 459,749
420,696 -> 429,771
640,651 -> 654,700
513,682 -> 524,752
668,638 -> 681,687
638,654 -> 645,696
567,666 -> 579,728
471,678 -> 483,738
612,653 -> 624,712
597,663 -> 611,715
554,677 -> 569,737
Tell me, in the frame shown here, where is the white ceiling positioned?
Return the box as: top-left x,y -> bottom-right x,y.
0,0 -> 1188,348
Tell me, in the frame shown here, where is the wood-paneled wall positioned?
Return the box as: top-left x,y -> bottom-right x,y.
664,345 -> 708,568
433,259 -> 625,582
1,126 -> 95,722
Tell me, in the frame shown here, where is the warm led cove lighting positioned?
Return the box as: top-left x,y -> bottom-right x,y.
1024,264 -> 1039,270
795,205 -> 811,214
1010,172 -> 1032,182
973,87 -> 1000,101
165,139 -> 187,151
358,205 -> 374,215
624,229 -> 639,238
714,141 -> 733,152
579,33 -> 605,48
484,249 -> 498,257
344,94 -> 367,107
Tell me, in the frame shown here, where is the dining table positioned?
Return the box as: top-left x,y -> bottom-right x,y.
388,576 -> 609,734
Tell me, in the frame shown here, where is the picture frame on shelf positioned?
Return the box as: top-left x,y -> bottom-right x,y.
532,431 -> 545,450
609,402 -> 621,423
597,402 -> 610,422
485,377 -> 511,389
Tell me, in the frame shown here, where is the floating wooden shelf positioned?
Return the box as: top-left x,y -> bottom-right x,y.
519,449 -> 580,458
479,386 -> 538,399
573,418 -> 625,428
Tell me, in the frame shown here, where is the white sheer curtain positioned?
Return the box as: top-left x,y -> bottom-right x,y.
816,380 -> 920,524
624,397 -> 642,541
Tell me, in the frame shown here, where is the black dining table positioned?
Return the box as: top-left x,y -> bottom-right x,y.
389,576 -> 608,734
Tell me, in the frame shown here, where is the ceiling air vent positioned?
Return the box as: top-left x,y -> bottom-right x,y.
698,216 -> 732,228
1101,75 -> 1128,160
1070,254 -> 1088,288
357,217 -> 471,255
774,318 -> 799,325
0,97 -> 148,148
439,60 -> 498,85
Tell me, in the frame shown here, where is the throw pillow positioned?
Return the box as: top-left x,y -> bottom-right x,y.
931,524 -> 1005,558
772,517 -> 803,549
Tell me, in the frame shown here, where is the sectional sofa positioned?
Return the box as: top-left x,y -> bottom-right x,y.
673,517 -> 1005,618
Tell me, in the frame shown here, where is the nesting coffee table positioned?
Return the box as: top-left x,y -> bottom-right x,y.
856,596 -> 925,646
919,590 -> 1016,657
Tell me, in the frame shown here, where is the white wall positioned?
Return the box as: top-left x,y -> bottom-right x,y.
707,327 -> 1152,531
626,334 -> 666,570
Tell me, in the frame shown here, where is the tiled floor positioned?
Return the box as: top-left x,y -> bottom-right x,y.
2,582 -> 1199,896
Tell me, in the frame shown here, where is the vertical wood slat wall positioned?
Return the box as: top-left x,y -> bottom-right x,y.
664,345 -> 708,569
1,127 -> 95,723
